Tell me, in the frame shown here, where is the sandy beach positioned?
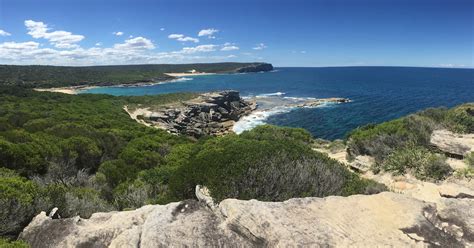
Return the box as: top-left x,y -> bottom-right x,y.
34,86 -> 97,95
164,72 -> 216,77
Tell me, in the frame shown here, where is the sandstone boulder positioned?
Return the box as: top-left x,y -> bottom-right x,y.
430,129 -> 474,158
20,192 -> 473,247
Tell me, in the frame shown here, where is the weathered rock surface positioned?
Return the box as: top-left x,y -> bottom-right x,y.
142,90 -> 256,137
20,191 -> 473,247
430,129 -> 474,158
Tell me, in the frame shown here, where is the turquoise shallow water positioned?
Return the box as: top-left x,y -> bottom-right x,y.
82,67 -> 474,140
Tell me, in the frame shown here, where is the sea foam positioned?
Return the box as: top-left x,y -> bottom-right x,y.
233,94 -> 334,134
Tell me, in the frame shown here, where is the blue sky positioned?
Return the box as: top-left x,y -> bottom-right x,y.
0,0 -> 472,67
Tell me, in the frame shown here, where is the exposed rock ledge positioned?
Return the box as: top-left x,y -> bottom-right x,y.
132,90 -> 257,137
126,91 -> 350,137
20,186 -> 473,247
430,129 -> 474,159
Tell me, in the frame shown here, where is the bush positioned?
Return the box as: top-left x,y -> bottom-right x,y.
0,238 -> 29,248
169,126 -> 384,202
382,146 -> 452,181
98,160 -> 134,188
39,184 -> 114,219
0,169 -> 40,237
113,181 -> 151,210
347,104 -> 474,163
445,104 -> 474,133
464,152 -> 474,167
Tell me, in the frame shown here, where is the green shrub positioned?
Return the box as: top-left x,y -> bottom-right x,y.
39,184 -> 114,219
98,160 -> 134,188
169,126 -> 384,202
464,152 -> 474,167
382,146 -> 452,181
240,125 -> 313,144
347,104 -> 474,164
0,238 -> 29,248
445,104 -> 474,133
0,169 -> 40,237
113,181 -> 151,210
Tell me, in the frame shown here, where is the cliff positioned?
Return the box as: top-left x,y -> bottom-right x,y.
130,90 -> 256,137
20,186 -> 473,247
235,63 -> 274,73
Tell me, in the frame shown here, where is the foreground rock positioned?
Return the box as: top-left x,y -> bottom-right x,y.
430,129 -> 474,159
20,190 -> 473,247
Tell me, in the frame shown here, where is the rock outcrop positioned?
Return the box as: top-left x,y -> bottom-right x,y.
430,129 -> 474,159
20,188 -> 473,247
140,91 -> 256,137
235,63 -> 274,73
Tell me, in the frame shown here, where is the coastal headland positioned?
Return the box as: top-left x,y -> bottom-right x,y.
125,90 -> 351,137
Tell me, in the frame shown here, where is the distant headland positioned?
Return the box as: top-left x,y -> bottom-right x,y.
0,62 -> 273,90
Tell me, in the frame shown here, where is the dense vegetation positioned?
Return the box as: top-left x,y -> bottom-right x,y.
0,63 -> 271,88
0,87 -> 381,241
347,103 -> 474,180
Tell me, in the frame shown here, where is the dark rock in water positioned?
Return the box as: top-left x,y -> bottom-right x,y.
236,63 -> 274,73
144,90 -> 256,137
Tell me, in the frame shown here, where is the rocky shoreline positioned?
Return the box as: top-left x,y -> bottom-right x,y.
138,91 -> 256,137
127,91 -> 351,137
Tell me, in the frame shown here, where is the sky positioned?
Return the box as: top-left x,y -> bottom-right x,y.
0,0 -> 472,67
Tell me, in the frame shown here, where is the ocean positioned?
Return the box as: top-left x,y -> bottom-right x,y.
82,67 -> 474,140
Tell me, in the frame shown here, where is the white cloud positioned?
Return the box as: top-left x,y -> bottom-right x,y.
114,37 -> 155,50
0,41 -> 39,50
160,28 -> 165,31
168,34 -> 184,39
252,43 -> 267,50
0,22 -> 248,65
438,64 -> 467,68
178,44 -> 218,54
0,29 -> 11,36
168,33 -> 199,43
221,45 -> 239,51
24,20 -> 84,49
113,31 -> 124,36
198,28 -> 218,38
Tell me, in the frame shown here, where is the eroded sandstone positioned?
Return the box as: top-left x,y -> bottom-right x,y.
20,189 -> 473,247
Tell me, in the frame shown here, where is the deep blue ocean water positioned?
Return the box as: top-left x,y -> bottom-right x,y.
82,67 -> 474,140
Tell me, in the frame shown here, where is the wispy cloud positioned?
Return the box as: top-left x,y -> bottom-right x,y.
198,28 -> 218,39
160,28 -> 165,31
168,33 -> 199,43
113,31 -> 124,36
114,37 -> 155,50
25,20 -> 84,49
221,45 -> 239,51
177,44 -> 218,54
438,63 -> 467,68
0,29 -> 11,36
252,43 -> 267,50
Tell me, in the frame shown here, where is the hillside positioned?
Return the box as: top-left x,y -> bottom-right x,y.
0,86 -> 472,246
0,62 -> 273,88
0,87 -> 379,241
